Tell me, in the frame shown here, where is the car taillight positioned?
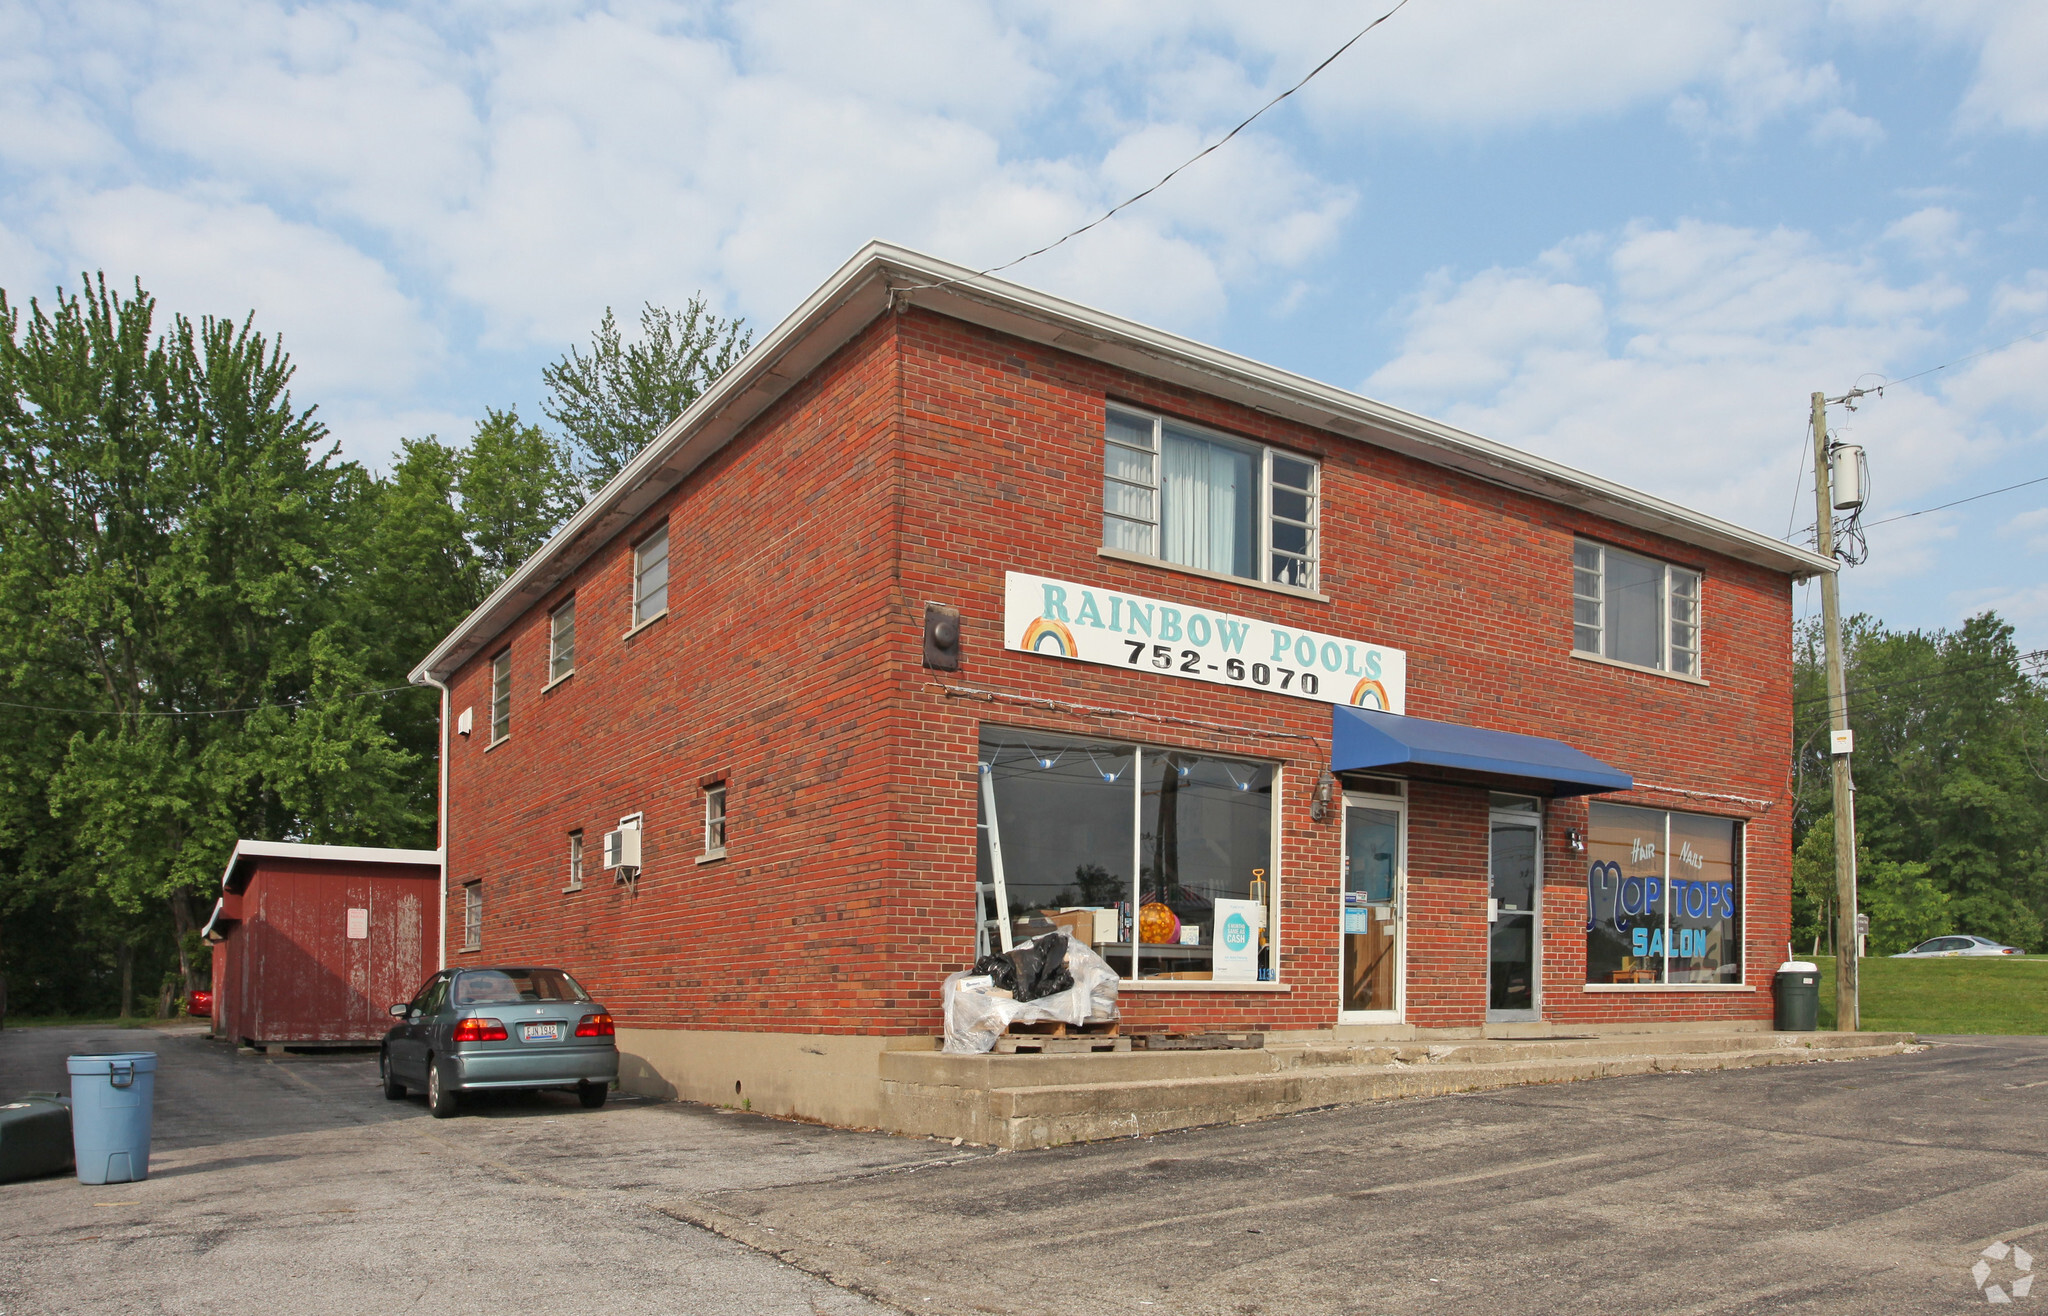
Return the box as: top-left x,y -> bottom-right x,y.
575,1013 -> 615,1038
2004,948 -> 2020,955
453,1017 -> 508,1042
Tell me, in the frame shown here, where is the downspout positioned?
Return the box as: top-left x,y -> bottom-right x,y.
418,672 -> 451,970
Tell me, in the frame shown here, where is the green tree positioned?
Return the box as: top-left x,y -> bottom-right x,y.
460,407 -> 580,588
0,275 -> 426,1002
1792,612 -> 2048,953
541,298 -> 750,487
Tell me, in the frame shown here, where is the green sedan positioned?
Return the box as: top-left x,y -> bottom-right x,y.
380,966 -> 620,1118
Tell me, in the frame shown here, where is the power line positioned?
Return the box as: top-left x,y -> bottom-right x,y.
1790,649 -> 2048,707
896,1 -> 1413,294
1863,473 -> 2048,528
0,684 -> 426,718
1832,324 -> 2048,405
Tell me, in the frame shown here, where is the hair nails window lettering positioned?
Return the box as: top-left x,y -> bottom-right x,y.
1584,803 -> 1742,985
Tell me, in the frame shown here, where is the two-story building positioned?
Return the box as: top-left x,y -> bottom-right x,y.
409,242 -> 1828,1131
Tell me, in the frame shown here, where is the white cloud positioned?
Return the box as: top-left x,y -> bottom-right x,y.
1882,207 -> 1970,262
1991,271 -> 2048,319
1809,105 -> 1885,148
1363,219 -> 1995,541
1955,2 -> 2048,133
2003,506 -> 2048,554
49,184 -> 444,426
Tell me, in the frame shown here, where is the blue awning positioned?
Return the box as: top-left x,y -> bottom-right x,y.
1331,706 -> 1632,797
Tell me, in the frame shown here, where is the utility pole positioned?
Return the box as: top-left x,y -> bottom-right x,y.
1811,391 -> 1859,1031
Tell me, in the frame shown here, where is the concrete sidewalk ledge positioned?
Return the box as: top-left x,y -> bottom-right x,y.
877,1031 -> 1918,1149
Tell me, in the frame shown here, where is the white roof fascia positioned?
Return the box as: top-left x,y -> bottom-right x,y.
410,242 -> 1834,685
216,839 -> 443,893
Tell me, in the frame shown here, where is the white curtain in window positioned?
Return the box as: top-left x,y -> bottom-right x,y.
1161,431 -> 1252,577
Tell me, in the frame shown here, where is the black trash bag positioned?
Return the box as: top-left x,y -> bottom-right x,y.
1011,933 -> 1076,1003
970,934 -> 1076,1002
971,952 -> 1019,993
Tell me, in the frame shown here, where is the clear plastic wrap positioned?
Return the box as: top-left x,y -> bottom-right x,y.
942,934 -> 1120,1055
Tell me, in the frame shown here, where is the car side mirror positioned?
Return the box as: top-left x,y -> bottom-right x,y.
389,1003 -> 408,1018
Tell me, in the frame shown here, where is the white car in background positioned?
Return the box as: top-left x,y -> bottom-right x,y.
1892,935 -> 2022,958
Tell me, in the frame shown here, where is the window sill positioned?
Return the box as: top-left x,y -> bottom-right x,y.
1570,650 -> 1708,686
1119,979 -> 1291,993
624,609 -> 668,640
1581,982 -> 1753,993
1096,547 -> 1330,603
458,946 -> 482,955
562,883 -> 584,894
485,734 -> 509,753
695,849 -> 727,866
542,669 -> 574,694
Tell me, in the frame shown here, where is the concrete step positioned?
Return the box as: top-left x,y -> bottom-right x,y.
876,1031 -> 1916,1149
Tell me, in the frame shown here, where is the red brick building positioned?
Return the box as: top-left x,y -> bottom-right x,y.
409,243 -> 1827,1125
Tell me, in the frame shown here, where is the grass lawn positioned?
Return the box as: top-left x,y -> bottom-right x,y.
1812,954 -> 2048,1034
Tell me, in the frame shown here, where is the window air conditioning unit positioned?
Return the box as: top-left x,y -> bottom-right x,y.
603,823 -> 641,871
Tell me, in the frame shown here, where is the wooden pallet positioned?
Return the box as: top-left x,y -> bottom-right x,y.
993,1034 -> 1132,1055
1005,1019 -> 1120,1038
1134,1032 -> 1265,1051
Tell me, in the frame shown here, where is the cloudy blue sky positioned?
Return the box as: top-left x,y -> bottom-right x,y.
4,1 -> 2045,647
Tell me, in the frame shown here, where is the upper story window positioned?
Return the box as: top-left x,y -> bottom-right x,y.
1102,406 -> 1319,592
549,598 -> 576,683
489,649 -> 511,743
1572,540 -> 1701,677
566,830 -> 585,891
702,782 -> 727,859
462,881 -> 482,951
633,527 -> 669,627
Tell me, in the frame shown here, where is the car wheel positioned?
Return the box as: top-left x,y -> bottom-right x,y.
427,1056 -> 459,1119
577,1081 -> 608,1110
380,1049 -> 405,1100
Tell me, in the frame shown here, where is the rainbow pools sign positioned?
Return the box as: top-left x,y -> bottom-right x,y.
1003,571 -> 1405,713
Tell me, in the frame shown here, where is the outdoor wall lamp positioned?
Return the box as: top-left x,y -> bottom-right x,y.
1309,773 -> 1334,823
1567,827 -> 1586,853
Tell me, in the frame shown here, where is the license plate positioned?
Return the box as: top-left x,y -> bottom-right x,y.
521,1023 -> 562,1043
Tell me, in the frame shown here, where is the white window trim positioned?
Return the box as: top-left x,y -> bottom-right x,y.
1583,805 -> 1747,989
565,831 -> 585,892
1337,786 -> 1407,1024
698,783 -> 728,863
979,727 -> 1283,988
546,597 -> 576,689
488,650 -> 512,746
1572,539 -> 1705,680
461,881 -> 482,952
631,527 -> 670,631
1102,405 -> 1322,596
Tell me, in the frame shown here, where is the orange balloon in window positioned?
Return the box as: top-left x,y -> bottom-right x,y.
1138,902 -> 1181,944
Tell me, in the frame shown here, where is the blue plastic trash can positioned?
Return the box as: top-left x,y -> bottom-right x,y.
66,1052 -> 157,1185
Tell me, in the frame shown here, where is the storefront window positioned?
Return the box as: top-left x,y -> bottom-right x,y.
977,730 -> 1276,982
1584,802 -> 1742,985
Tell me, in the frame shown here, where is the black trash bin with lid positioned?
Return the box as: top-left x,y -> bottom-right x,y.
1774,960 -> 1820,1031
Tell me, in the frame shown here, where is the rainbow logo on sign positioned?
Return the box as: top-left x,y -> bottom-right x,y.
1018,617 -> 1078,657
1349,679 -> 1390,709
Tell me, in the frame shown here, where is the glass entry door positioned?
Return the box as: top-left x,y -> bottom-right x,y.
1488,797 -> 1542,1022
1341,797 -> 1405,1021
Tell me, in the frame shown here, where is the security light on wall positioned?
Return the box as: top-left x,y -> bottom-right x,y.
457,707 -> 473,737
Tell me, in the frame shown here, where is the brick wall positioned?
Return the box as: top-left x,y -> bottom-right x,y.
442,304 -> 1795,1037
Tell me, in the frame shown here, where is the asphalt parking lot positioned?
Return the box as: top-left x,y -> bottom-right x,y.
4,1028 -> 2044,1315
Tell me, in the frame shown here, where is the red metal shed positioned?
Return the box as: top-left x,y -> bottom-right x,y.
201,841 -> 440,1049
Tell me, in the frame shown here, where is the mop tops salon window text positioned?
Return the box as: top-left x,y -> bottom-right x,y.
976,731 -> 1277,984
1584,803 -> 1742,986
1102,406 -> 1320,593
